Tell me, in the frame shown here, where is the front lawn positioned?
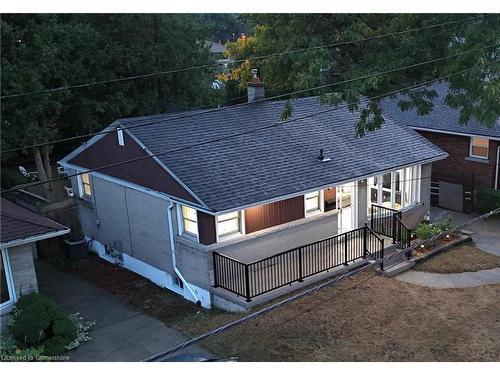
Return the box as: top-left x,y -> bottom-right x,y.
413,243 -> 500,274
60,253 -> 499,361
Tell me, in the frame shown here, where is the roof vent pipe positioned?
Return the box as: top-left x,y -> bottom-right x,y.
247,68 -> 265,102
318,148 -> 331,162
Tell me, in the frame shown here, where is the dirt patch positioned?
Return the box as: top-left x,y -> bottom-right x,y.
55,253 -> 500,361
413,243 -> 500,273
56,253 -> 203,323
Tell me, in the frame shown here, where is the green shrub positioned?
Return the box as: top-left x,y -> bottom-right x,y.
475,187 -> 500,215
435,217 -> 453,232
9,293 -> 77,356
414,222 -> 438,241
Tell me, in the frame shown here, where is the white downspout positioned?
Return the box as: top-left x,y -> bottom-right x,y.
167,201 -> 200,305
495,146 -> 500,190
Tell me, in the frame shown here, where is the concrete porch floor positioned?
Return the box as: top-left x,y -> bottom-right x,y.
218,211 -> 339,263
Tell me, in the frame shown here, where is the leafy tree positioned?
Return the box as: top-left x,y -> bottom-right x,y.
222,14 -> 499,136
1,14 -> 220,196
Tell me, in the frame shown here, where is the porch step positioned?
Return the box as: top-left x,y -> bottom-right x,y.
382,258 -> 415,277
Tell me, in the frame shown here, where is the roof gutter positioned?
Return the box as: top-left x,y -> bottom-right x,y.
495,146 -> 500,190
1,228 -> 70,249
166,201 -> 200,305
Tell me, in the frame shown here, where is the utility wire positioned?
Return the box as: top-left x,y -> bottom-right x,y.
0,62 -> 492,196
2,43 -> 496,155
1,14 -> 491,100
142,207 -> 500,361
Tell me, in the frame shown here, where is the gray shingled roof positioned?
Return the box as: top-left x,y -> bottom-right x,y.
1,198 -> 69,245
382,82 -> 500,139
118,96 -> 447,212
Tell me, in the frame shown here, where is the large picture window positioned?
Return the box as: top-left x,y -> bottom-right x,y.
469,137 -> 489,159
217,211 -> 241,238
368,165 -> 420,214
181,205 -> 198,237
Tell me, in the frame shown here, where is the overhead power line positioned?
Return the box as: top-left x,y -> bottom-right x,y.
2,42 -> 497,155
142,207 -> 500,361
0,63 -> 489,196
0,14 -> 492,100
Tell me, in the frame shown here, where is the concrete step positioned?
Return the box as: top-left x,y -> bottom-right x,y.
382,258 -> 415,277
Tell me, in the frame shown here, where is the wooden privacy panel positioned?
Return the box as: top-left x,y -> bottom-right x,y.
244,196 -> 305,234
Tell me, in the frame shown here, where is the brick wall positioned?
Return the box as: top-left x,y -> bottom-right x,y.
416,130 -> 499,212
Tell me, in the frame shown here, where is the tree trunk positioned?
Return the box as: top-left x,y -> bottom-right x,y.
42,146 -> 53,180
33,146 -> 53,198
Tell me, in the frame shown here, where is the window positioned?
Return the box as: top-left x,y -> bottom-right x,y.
368,165 -> 420,215
305,191 -> 321,214
172,275 -> 184,289
0,249 -> 14,308
217,211 -> 241,238
470,137 -> 489,159
79,173 -> 92,197
181,206 -> 198,237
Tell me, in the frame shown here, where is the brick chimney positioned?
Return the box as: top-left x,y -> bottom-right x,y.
247,68 -> 265,102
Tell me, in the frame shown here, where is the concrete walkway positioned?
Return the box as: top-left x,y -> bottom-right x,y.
395,267 -> 500,288
36,260 -> 212,362
431,207 -> 500,256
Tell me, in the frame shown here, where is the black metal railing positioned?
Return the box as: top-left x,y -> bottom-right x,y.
370,204 -> 412,251
394,215 -> 412,252
370,204 -> 399,239
213,225 -> 385,301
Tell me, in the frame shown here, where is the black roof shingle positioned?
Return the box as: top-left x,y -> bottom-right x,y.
382,82 -> 500,139
0,198 -> 69,245
118,96 -> 447,212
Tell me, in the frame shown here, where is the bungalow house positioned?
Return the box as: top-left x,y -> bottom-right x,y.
382,82 -> 500,213
59,73 -> 447,311
0,198 -> 69,314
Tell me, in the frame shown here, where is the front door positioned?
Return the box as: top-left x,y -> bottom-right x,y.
337,183 -> 355,233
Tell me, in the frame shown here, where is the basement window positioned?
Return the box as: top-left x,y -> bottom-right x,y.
172,275 -> 184,290
181,205 -> 198,238
469,137 -> 489,159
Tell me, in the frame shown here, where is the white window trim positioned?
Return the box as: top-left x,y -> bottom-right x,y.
304,190 -> 324,217
77,173 -> 92,198
0,247 -> 17,311
216,210 -> 245,242
469,136 -> 489,160
117,128 -> 124,146
367,165 -> 421,215
177,204 -> 199,242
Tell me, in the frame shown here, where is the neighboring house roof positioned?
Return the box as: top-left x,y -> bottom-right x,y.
103,96 -> 447,212
205,41 -> 226,54
382,82 -> 500,139
0,198 -> 70,246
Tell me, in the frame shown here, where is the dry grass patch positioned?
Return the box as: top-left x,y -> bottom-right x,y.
172,270 -> 500,361
413,243 -> 500,274
61,253 -> 500,361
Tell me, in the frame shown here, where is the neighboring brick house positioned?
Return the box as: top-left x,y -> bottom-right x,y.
59,73 -> 446,310
0,198 -> 69,314
383,83 -> 500,213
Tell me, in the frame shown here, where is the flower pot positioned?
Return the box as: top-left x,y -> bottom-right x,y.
64,238 -> 88,260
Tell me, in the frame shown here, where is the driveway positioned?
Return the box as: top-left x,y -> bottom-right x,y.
35,260 -> 212,362
431,206 -> 500,256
